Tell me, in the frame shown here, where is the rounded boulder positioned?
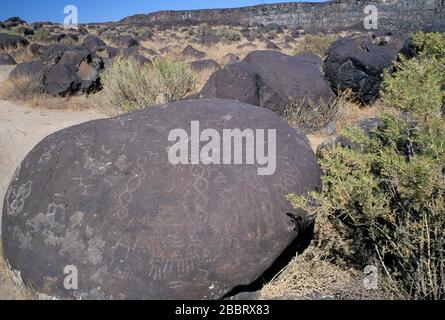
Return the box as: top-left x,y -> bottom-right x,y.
2,99 -> 321,300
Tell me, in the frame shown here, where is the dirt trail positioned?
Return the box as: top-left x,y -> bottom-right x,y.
0,65 -> 103,299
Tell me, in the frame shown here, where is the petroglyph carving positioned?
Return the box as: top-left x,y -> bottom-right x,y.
2,99 -> 321,299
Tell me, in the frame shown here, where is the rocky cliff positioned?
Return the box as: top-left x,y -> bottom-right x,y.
121,0 -> 445,32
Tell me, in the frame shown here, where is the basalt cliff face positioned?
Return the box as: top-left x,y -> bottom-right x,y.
121,0 -> 445,32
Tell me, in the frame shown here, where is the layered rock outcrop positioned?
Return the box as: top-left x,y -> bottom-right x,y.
121,0 -> 445,32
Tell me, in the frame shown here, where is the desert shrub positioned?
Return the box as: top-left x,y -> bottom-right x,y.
135,27 -> 153,40
287,41 -> 445,299
154,58 -> 195,102
381,57 -> 444,115
98,30 -> 116,40
32,30 -> 51,42
215,27 -> 242,42
413,32 -> 445,62
293,34 -> 337,58
93,57 -> 195,116
197,23 -> 213,36
283,96 -> 338,133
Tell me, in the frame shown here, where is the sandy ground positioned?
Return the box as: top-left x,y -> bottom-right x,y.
0,65 -> 103,299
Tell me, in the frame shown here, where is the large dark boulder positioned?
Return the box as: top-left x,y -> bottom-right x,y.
29,43 -> 46,57
242,51 -> 334,114
0,33 -> 29,50
199,33 -> 219,46
10,44 -> 104,96
105,46 -> 120,59
9,60 -> 44,79
323,32 -> 414,104
2,98 -> 321,300
200,51 -> 334,115
82,35 -> 106,52
40,44 -> 86,64
111,35 -> 139,48
294,52 -> 322,68
199,62 -> 260,106
44,63 -> 80,96
181,45 -> 205,60
0,52 -> 17,65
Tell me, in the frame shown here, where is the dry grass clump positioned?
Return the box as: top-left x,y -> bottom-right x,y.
283,97 -> 339,133
93,56 -> 195,116
0,74 -> 44,100
1,43 -> 34,63
261,211 -> 397,300
0,75 -> 94,111
334,90 -> 388,132
293,34 -> 337,58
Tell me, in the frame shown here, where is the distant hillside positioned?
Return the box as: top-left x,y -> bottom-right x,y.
120,0 -> 445,32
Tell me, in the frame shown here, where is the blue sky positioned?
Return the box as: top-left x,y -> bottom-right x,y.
0,0 -> 325,24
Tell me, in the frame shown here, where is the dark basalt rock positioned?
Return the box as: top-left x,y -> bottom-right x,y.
132,54 -> 153,67
243,50 -> 334,115
199,62 -> 260,106
9,60 -> 44,79
0,33 -> 29,50
10,44 -> 104,96
44,63 -> 80,96
0,52 -> 17,65
2,98 -> 321,300
181,45 -> 206,59
82,35 -> 106,52
294,52 -> 322,68
200,50 -> 334,116
199,33 -> 219,46
111,35 -> 140,48
29,43 -> 47,57
105,46 -> 120,59
323,31 -> 414,104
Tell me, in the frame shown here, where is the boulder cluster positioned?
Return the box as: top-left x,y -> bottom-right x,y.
323,31 -> 415,104
10,44 -> 104,96
1,12 -> 444,300
199,50 -> 335,115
